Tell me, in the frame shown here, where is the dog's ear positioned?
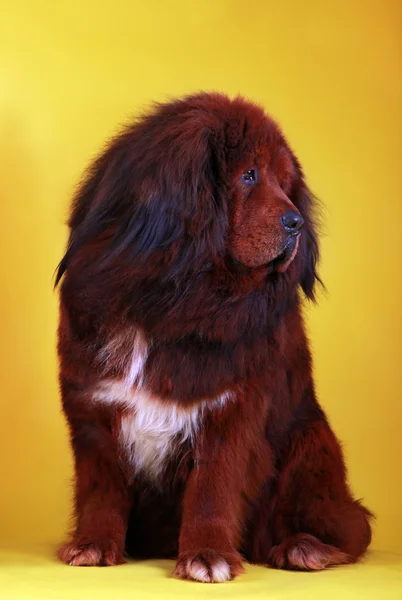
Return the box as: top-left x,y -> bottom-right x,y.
55,111 -> 225,286
55,143 -> 139,285
290,178 -> 322,301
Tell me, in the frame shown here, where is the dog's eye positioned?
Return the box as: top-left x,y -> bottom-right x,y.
241,169 -> 258,184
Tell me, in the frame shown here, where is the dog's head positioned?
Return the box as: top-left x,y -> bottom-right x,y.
57,93 -> 321,332
218,97 -> 320,298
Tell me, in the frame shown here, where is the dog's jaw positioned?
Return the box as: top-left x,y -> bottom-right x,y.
227,232 -> 300,276
276,234 -> 300,273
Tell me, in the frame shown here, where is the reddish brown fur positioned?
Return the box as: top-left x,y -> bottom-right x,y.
56,93 -> 372,581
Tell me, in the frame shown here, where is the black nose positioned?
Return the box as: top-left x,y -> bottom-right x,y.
281,210 -> 304,233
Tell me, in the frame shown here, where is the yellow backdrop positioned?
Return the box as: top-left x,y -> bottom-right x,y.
0,0 -> 401,560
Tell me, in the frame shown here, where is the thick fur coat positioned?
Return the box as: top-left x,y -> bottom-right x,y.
56,93 -> 372,582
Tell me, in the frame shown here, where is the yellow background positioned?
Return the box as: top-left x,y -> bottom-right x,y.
0,1 -> 401,594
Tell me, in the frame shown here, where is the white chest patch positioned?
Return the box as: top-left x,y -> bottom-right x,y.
93,331 -> 233,481
120,388 -> 203,480
96,327 -> 148,389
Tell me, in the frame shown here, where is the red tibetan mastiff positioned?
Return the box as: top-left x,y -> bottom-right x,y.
56,93 -> 372,582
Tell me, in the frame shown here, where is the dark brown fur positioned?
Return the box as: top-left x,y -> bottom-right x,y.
56,93 -> 372,580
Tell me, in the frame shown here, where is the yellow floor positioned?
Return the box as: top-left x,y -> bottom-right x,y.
1,545 -> 401,599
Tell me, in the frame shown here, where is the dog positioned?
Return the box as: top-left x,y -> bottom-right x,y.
56,92 -> 372,582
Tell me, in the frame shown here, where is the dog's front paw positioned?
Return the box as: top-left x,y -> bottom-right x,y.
58,539 -> 125,566
174,549 -> 244,583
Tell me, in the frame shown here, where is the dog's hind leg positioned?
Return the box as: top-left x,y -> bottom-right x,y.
247,419 -> 372,570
